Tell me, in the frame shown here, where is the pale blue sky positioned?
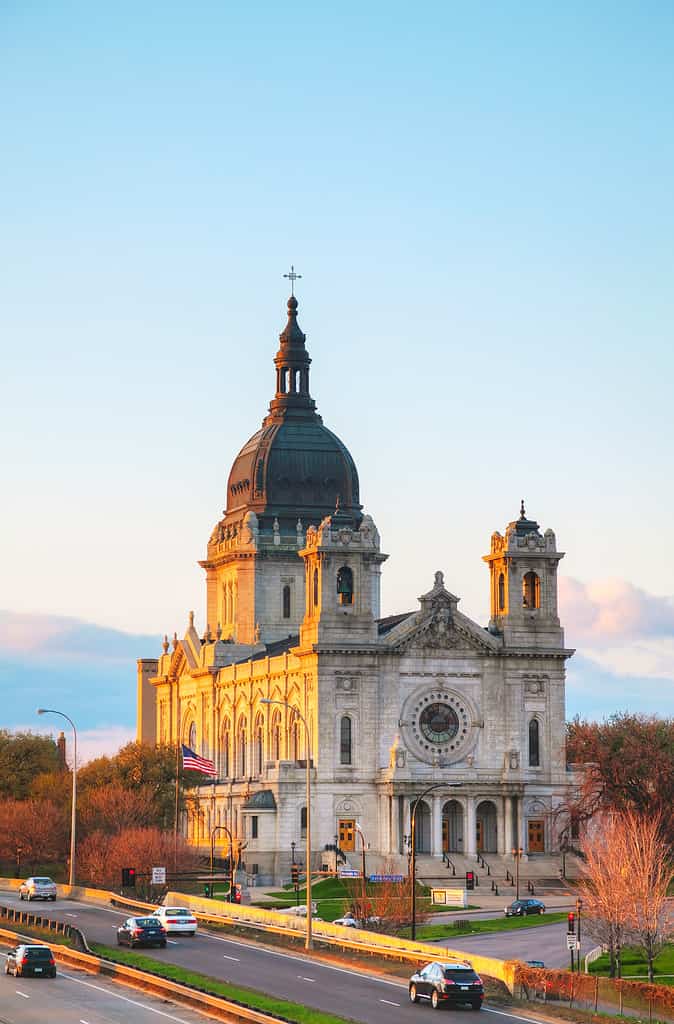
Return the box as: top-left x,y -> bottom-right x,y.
1,3 -> 673,748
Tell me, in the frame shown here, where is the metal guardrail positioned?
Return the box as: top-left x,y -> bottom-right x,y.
0,903 -> 89,952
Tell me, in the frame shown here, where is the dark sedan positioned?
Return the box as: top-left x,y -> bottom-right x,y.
116,916 -> 167,948
409,961 -> 484,1010
504,898 -> 546,917
5,945 -> 56,978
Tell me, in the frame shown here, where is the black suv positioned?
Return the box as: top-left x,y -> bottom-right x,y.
116,916 -> 167,948
409,961 -> 484,1010
504,898 -> 546,917
5,945 -> 56,978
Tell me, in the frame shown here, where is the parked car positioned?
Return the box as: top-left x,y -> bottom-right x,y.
409,961 -> 484,1010
19,877 -> 57,902
333,914 -> 359,927
526,960 -> 546,969
4,944 -> 56,978
504,898 -> 546,917
151,906 -> 198,935
116,916 -> 167,948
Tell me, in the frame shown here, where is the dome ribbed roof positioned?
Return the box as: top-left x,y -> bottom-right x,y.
224,295 -> 361,528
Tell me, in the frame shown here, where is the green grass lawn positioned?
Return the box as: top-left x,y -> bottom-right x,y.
254,876 -> 354,922
409,911 -> 568,941
588,944 -> 674,984
91,943 -> 358,1024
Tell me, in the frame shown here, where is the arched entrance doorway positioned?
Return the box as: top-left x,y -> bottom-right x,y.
411,800 -> 431,853
476,800 -> 498,854
442,800 -> 464,853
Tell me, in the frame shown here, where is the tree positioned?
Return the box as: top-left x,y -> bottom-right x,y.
0,731 -> 62,800
77,826 -> 200,897
0,799 -> 68,874
78,783 -> 160,836
577,810 -> 674,980
565,714 -> 674,846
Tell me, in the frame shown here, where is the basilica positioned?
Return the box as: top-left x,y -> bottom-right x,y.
136,289 -> 575,883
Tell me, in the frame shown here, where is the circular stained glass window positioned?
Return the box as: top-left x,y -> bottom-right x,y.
418,702 -> 459,745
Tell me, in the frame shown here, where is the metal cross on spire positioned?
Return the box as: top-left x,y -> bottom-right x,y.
283,264 -> 302,296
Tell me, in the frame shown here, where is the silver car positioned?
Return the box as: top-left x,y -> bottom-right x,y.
19,876 -> 57,901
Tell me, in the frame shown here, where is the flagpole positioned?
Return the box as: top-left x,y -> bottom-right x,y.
174,742 -> 180,874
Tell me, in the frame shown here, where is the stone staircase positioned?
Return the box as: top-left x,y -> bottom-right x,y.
412,851 -> 581,896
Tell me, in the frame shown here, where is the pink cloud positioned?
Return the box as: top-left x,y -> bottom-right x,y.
559,577 -> 674,645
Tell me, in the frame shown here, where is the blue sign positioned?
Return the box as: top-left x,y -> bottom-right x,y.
369,874 -> 405,883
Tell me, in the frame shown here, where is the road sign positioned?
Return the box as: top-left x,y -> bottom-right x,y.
369,874 -> 405,883
151,866 -> 166,885
338,868 -> 359,878
566,933 -> 580,950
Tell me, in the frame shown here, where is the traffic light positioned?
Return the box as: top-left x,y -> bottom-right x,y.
465,870 -> 475,891
203,884 -> 212,898
121,867 -> 136,888
291,863 -> 299,886
567,912 -> 576,934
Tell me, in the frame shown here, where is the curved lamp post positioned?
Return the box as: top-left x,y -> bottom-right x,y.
210,824 -> 234,899
512,845 -> 523,900
355,822 -> 367,902
261,698 -> 313,949
410,782 -> 461,940
37,708 -> 77,887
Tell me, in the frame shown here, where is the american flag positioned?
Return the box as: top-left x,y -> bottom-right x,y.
181,744 -> 217,777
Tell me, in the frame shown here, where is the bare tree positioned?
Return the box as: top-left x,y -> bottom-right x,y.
620,811 -> 673,983
576,811 -> 631,977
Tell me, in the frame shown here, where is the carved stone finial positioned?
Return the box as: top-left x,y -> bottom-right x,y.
434,570 -> 444,589
216,623 -> 222,641
254,622 -> 261,643
335,495 -> 341,514
520,499 -> 526,520
172,631 -> 178,651
162,634 -> 169,654
189,610 -> 195,628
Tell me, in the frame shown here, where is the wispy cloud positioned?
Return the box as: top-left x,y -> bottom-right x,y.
13,723 -> 136,764
559,577 -> 674,645
0,610 -> 159,661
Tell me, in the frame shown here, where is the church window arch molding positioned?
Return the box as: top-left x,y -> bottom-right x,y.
254,712 -> 264,775
522,570 -> 541,609
337,565 -> 353,606
498,572 -> 505,612
270,708 -> 282,761
313,568 -> 319,609
339,715 -> 353,765
528,716 -> 541,767
290,707 -> 301,761
236,715 -> 248,777
220,718 -> 232,778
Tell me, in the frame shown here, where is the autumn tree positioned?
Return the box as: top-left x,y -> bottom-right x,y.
621,811 -> 673,982
77,826 -> 200,897
565,714 -> 674,846
0,799 -> 68,874
576,811 -> 631,977
78,783 -> 160,836
0,731 -> 62,800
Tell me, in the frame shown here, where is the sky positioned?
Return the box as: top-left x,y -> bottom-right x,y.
1,2 -> 673,759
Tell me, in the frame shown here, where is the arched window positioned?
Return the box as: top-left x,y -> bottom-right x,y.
523,571 -> 540,609
221,725 -> 231,777
255,715 -> 264,775
498,573 -> 505,612
528,718 -> 540,767
290,712 -> 300,761
336,565 -> 353,605
340,716 -> 352,765
271,709 -> 281,761
313,568 -> 319,607
237,718 -> 247,777
300,806 -> 307,839
188,721 -> 197,750
282,584 -> 291,620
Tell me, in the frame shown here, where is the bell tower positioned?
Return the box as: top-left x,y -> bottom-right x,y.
483,502 -> 565,648
299,508 -> 387,649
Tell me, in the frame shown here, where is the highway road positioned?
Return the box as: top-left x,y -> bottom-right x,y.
429,922 -> 582,971
0,948 -> 215,1024
0,892 -> 559,1024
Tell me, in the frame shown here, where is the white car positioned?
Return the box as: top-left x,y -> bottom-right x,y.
333,915 -> 359,927
151,906 -> 198,935
19,877 -> 57,902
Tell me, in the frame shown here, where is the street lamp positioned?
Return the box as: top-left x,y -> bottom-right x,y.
262,698 -> 313,949
410,783 -> 461,940
210,825 -> 234,899
512,846 -> 523,900
575,897 -> 583,972
37,708 -> 77,887
355,822 -> 367,902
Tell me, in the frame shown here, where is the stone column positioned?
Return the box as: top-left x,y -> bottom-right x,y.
466,798 -> 477,855
497,796 -> 506,855
431,795 -> 442,856
504,796 -> 513,853
519,799 -> 529,857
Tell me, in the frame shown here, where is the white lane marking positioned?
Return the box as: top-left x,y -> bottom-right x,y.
380,998 -> 401,1006
60,970 -> 195,1022
80,1020 -> 91,1023
16,990 -> 29,998
167,939 -> 179,945
223,954 -> 240,961
299,976 -> 315,982
66,912 -> 78,917
484,1007 -> 553,1023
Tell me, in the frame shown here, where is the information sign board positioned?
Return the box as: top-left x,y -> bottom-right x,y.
151,866 -> 166,885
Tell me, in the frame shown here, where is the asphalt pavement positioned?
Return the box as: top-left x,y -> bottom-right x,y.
0,891 -> 565,1024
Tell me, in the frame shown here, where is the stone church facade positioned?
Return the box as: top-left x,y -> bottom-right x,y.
137,292 -> 575,881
